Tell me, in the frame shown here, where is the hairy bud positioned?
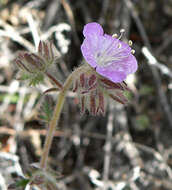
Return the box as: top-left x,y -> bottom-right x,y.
73,64 -> 130,115
15,41 -> 60,86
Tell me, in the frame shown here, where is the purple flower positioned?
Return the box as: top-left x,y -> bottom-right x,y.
81,22 -> 138,83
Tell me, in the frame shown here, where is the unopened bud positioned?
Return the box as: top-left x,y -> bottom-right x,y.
16,52 -> 44,73
38,41 -> 59,63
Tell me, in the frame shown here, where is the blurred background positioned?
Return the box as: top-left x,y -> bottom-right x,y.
0,0 -> 172,189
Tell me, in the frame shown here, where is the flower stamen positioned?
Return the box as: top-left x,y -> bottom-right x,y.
118,29 -> 125,40
128,40 -> 133,46
131,49 -> 135,54
112,33 -> 118,38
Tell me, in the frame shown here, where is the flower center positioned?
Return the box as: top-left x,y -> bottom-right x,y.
95,40 -> 129,68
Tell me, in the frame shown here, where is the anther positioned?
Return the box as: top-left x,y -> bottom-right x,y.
128,40 -> 133,46
131,49 -> 135,54
120,29 -> 125,33
112,33 -> 118,38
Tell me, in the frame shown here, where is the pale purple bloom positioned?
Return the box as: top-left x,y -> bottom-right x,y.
81,22 -> 138,83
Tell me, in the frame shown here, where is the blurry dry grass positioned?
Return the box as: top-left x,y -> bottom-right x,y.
0,0 -> 172,190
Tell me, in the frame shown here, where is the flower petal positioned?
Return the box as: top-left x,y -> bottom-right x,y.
81,34 -> 117,68
124,54 -> 138,74
96,67 -> 126,83
81,35 -> 102,68
108,54 -> 138,75
83,22 -> 104,37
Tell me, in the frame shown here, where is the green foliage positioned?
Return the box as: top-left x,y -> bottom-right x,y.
19,71 -> 44,86
28,73 -> 44,86
0,93 -> 19,103
124,91 -> 132,100
39,98 -> 53,123
16,178 -> 30,188
18,72 -> 31,81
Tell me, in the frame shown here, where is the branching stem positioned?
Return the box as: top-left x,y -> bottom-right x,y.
40,65 -> 88,169
45,72 -> 63,89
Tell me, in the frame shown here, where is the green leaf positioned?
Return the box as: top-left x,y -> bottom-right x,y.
16,178 -> 30,188
38,96 -> 54,123
40,100 -> 53,122
0,93 -> 19,103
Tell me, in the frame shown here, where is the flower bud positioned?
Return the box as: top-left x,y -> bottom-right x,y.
38,41 -> 59,64
15,40 -> 61,86
73,64 -> 130,115
16,52 -> 45,73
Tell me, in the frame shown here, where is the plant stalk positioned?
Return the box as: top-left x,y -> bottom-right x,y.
40,65 -> 88,169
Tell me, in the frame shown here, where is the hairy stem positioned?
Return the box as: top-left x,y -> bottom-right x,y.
40,65 -> 88,169
45,72 -> 63,89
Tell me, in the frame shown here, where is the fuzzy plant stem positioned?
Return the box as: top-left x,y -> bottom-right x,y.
40,65 -> 87,169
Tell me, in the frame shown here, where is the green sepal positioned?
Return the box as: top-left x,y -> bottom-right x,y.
18,71 -> 44,86
28,73 -> 44,86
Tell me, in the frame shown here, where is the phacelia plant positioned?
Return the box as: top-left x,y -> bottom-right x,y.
15,22 -> 138,189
